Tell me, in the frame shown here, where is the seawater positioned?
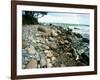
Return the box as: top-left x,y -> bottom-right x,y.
53,23 -> 90,39
41,23 -> 90,39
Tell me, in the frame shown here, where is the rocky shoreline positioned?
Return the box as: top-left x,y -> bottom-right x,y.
22,24 -> 89,69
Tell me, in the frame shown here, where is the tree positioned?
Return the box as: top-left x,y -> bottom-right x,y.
22,11 -> 47,25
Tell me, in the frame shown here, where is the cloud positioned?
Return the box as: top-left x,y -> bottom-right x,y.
38,12 -> 90,25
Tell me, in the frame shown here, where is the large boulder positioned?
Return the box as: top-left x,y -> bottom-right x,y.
37,27 -> 47,33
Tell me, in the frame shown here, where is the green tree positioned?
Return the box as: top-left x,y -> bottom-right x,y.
22,11 -> 47,25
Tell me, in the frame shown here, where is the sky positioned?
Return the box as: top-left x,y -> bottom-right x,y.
38,12 -> 90,25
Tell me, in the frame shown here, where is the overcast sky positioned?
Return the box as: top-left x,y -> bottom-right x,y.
38,12 -> 90,25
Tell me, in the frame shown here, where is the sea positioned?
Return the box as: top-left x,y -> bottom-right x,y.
42,23 -> 90,39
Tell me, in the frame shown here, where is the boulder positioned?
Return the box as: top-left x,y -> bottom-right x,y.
35,33 -> 41,37
51,30 -> 58,37
81,53 -> 89,65
37,27 -> 47,33
66,52 -> 72,56
48,37 -> 55,41
64,40 -> 69,44
22,49 -> 28,54
26,45 -> 36,54
47,63 -> 52,68
47,58 -> 51,63
42,45 -> 50,49
45,50 -> 53,58
22,41 -> 27,48
49,43 -> 57,50
82,38 -> 89,43
26,58 -> 37,68
40,54 -> 47,67
51,56 -> 56,61
74,33 -> 83,38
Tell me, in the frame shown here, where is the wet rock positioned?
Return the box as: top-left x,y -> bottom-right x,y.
81,53 -> 89,65
82,38 -> 89,43
74,27 -> 80,30
49,23 -> 53,26
74,33 -> 83,38
26,58 -> 37,68
66,37 -> 72,43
